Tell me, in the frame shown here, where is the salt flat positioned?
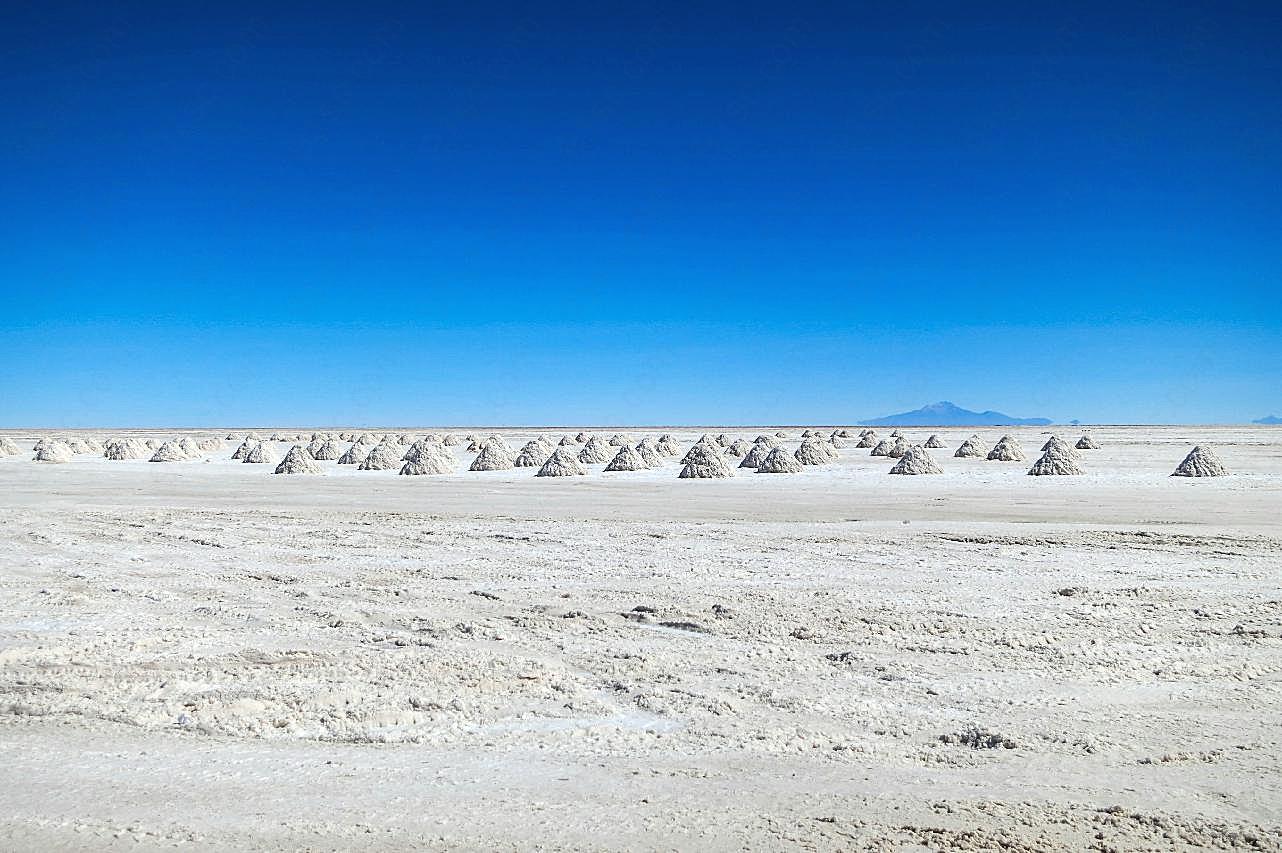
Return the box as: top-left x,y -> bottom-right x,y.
1,426 -> 1280,850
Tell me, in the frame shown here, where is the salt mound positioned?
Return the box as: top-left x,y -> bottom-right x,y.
605,444 -> 648,472
337,442 -> 372,465
725,439 -> 751,457
275,446 -> 322,474
1076,435 -> 1100,450
739,442 -> 772,468
753,435 -> 779,449
574,431 -> 589,444
269,432 -> 284,442
634,438 -> 665,467
924,434 -> 946,448
225,433 -> 237,440
148,441 -> 186,463
757,446 -> 802,474
442,434 -> 459,446
1028,446 -> 1084,476
987,436 -> 1025,462
399,443 -> 457,475
608,434 -> 631,447
1041,436 -> 1079,459
869,439 -> 893,457
143,439 -> 158,450
35,441 -> 74,463
177,437 -> 202,459
715,433 -> 733,447
311,438 -> 342,461
886,437 -> 910,458
889,445 -> 943,475
1172,446 -> 1227,477
954,436 -> 985,458
856,431 -> 878,448
514,441 -> 551,468
536,447 -> 586,477
681,437 -> 721,464
104,438 -> 148,460
0,436 -> 22,456
794,439 -> 832,466
678,443 -> 733,478
775,431 -> 788,438
558,435 -> 577,446
197,436 -> 221,451
828,434 -> 846,449
470,442 -> 514,471
65,437 -> 92,454
358,444 -> 403,470
801,429 -> 816,438
656,434 -> 680,456
577,436 -> 612,464
231,439 -> 256,460
242,442 -> 279,464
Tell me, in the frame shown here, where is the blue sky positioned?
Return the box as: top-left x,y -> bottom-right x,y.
2,2 -> 1279,426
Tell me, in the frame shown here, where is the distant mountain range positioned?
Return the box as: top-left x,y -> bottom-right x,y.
1254,415 -> 1282,425
862,401 -> 1052,427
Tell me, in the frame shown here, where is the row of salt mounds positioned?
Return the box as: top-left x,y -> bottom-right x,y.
795,438 -> 835,466
0,436 -> 22,456
1076,434 -> 1101,449
679,443 -> 733,478
400,441 -> 458,475
634,437 -> 665,467
470,438 -> 515,471
924,434 -> 946,449
890,445 -> 942,475
1172,446 -> 1227,477
855,429 -> 878,449
34,440 -> 74,463
955,434 -> 986,458
243,441 -> 279,464
987,435 -> 1025,461
274,445 -> 322,475
1028,444 -> 1084,476
358,443 -> 403,470
757,446 -> 802,473
537,446 -> 587,477
104,437 -> 149,460
656,434 -> 681,456
604,443 -> 648,472
578,435 -> 612,464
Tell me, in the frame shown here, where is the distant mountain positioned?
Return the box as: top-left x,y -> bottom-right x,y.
862,401 -> 1052,427
1253,415 -> 1282,425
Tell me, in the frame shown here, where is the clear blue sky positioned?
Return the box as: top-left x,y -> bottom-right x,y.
2,2 -> 1278,426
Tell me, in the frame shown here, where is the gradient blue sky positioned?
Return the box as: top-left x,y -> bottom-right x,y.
2,2 -> 1279,426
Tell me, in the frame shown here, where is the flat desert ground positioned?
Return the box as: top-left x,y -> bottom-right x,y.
1,426 -> 1280,851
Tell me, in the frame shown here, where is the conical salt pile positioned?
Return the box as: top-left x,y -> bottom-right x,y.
739,441 -> 772,469
987,435 -> 1025,462
269,432 -> 284,442
886,437 -> 910,458
574,432 -> 590,444
605,443 -> 648,471
715,434 -> 733,447
399,442 -> 457,475
1076,435 -> 1100,450
889,429 -> 903,438
35,441 -> 74,463
514,441 -> 551,468
725,439 -> 751,457
243,441 -> 279,464
889,445 -> 943,475
442,433 -> 459,446
1172,446 -> 1227,477
197,437 -> 221,452
828,435 -> 846,449
558,435 -> 577,446
1028,446 -> 1084,476
148,441 -> 186,463
578,436 -> 612,464
104,438 -> 148,460
65,437 -> 92,454
275,446 -> 322,474
794,439 -> 833,466
775,431 -> 788,438
470,442 -> 514,471
757,446 -> 802,474
678,443 -> 733,478
177,437 -> 203,459
225,433 -> 237,441
1041,436 -> 1079,459
924,434 -> 945,449
634,438 -> 665,468
305,437 -> 326,457
337,441 -> 372,465
954,436 -> 985,458
681,437 -> 721,464
311,438 -> 342,461
0,436 -> 22,456
609,434 -> 631,447
753,435 -> 779,449
358,444 -> 403,470
856,431 -> 878,448
401,439 -> 431,461
143,439 -> 158,450
870,439 -> 893,457
656,434 -> 680,456
536,447 -> 586,477
801,429 -> 816,438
